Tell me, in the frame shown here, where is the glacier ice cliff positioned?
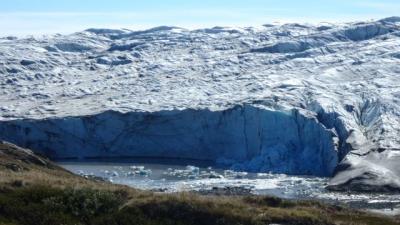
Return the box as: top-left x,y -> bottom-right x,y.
0,18 -> 400,191
0,106 -> 338,176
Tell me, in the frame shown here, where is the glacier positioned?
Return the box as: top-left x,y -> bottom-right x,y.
0,106 -> 338,176
0,17 -> 400,191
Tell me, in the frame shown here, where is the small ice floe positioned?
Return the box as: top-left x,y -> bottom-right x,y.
256,172 -> 274,178
208,173 -> 224,179
77,170 -> 85,176
186,165 -> 200,175
111,171 -> 119,177
188,175 -> 197,179
128,165 -> 152,176
126,171 -> 136,176
200,171 -> 224,179
163,165 -> 200,179
138,169 -> 152,176
224,170 -> 248,179
130,165 -> 145,171
170,166 -> 225,179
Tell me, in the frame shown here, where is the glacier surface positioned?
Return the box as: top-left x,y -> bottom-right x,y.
0,18 -> 400,191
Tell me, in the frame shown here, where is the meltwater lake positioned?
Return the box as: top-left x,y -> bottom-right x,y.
59,161 -> 400,215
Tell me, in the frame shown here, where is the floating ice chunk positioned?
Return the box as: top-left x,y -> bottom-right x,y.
130,165 -> 145,171
188,175 -> 197,179
138,169 -> 152,176
126,171 -> 136,176
224,170 -> 248,179
206,171 -> 224,179
111,171 -> 119,177
127,165 -> 152,176
186,165 -> 200,175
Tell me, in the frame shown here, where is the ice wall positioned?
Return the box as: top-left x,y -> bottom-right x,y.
0,105 -> 338,176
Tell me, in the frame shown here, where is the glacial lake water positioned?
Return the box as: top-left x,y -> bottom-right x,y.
59,161 -> 400,216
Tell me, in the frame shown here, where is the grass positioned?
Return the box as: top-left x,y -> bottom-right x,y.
0,141 -> 399,225
0,185 -> 399,225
